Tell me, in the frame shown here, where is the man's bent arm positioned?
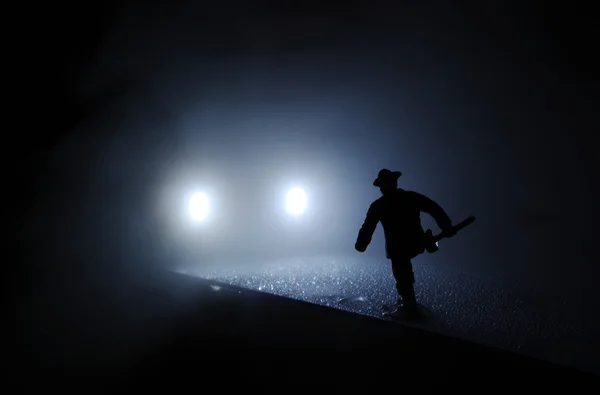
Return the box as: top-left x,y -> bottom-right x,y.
411,192 -> 453,231
355,203 -> 380,251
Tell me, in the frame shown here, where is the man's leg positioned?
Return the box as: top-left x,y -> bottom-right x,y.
390,258 -> 418,313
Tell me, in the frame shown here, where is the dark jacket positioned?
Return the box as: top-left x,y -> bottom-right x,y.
356,188 -> 452,259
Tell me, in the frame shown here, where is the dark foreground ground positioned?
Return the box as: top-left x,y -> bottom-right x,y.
19,264 -> 599,387
179,254 -> 600,374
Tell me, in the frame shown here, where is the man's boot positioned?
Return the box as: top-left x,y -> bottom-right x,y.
382,298 -> 403,312
384,286 -> 420,320
401,286 -> 420,318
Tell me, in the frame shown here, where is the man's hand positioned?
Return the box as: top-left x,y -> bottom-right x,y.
355,242 -> 367,252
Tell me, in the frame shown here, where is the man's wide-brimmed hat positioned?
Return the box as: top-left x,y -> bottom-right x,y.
373,168 -> 402,187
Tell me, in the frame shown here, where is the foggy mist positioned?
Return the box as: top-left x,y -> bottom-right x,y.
24,2 -> 597,281
18,1 -> 599,376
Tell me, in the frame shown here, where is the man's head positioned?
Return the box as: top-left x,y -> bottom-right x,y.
373,168 -> 402,195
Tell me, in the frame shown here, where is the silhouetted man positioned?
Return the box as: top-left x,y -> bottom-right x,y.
355,169 -> 456,319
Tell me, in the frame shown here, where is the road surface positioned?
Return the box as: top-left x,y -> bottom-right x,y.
176,253 -> 599,375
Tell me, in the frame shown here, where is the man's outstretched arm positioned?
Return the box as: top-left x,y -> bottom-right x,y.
355,203 -> 380,252
410,191 -> 455,235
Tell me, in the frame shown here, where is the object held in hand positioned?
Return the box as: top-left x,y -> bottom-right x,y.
423,215 -> 475,254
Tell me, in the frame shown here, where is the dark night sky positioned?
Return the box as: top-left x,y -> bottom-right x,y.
18,1 -> 599,297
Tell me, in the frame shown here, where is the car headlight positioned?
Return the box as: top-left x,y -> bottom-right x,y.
285,187 -> 307,216
189,192 -> 209,221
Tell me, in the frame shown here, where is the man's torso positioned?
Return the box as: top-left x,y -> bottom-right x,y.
372,189 -> 425,258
